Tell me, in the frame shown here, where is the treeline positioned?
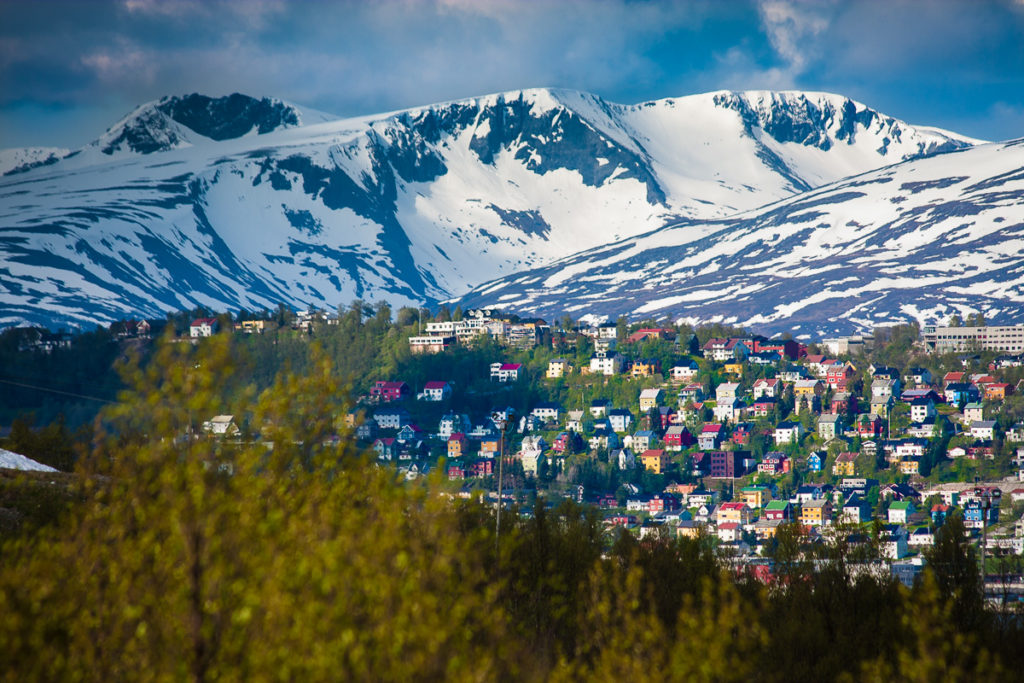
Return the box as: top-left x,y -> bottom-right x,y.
0,335 -> 1019,681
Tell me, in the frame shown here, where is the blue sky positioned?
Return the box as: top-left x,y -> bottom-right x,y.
2,0 -> 1024,149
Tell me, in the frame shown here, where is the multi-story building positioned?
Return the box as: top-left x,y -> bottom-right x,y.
923,324 -> 1024,353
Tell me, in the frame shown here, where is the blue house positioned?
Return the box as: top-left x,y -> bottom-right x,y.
964,500 -> 999,528
807,452 -> 822,473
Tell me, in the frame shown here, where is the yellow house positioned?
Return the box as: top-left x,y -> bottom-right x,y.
799,499 -> 830,527
546,358 -> 571,379
677,522 -> 703,539
832,452 -> 858,476
898,457 -> 921,475
716,502 -> 752,526
640,449 -> 669,474
724,362 -> 744,376
793,379 -> 823,397
739,485 -> 772,509
639,388 -> 664,411
234,319 -> 266,334
631,360 -> 660,377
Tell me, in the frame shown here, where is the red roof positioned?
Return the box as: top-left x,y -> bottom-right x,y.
701,423 -> 723,434
500,363 -> 522,371
191,317 -> 217,325
423,381 -> 449,389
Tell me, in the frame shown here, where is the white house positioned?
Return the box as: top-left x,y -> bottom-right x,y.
715,382 -> 741,402
546,358 -> 571,379
490,363 -> 523,382
203,414 -> 238,436
970,420 -> 997,440
871,378 -> 900,398
590,351 -> 623,376
671,363 -> 699,382
817,413 -> 843,441
374,407 -> 410,430
418,381 -> 452,402
879,526 -> 909,560
910,397 -> 936,423
752,378 -> 781,399
438,413 -> 471,439
531,402 -> 561,423
615,448 -> 636,470
609,409 -> 633,433
774,421 -> 803,445
190,317 -> 219,338
713,398 -> 744,423
963,402 -> 985,424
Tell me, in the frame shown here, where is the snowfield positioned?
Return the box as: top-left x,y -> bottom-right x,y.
0,88 -> 984,330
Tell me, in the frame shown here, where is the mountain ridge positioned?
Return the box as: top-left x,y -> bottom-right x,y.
455,137 -> 1024,337
0,87 -> 983,329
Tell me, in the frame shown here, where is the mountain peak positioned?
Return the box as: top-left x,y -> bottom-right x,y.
94,93 -> 321,156
707,89 -> 980,156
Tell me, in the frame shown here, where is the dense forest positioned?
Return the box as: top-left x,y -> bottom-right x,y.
0,332 -> 1019,680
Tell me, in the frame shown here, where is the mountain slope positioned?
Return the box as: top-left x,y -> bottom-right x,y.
456,138 -> 1024,337
0,88 -> 977,328
0,147 -> 70,176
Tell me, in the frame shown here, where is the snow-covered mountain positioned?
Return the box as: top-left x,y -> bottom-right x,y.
457,138 -> 1024,337
0,147 -> 70,176
0,88 -> 977,328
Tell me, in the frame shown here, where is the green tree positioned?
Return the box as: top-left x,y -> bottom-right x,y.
0,334 -> 506,681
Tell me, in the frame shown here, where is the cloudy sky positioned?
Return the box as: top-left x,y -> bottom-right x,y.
2,0 -> 1024,149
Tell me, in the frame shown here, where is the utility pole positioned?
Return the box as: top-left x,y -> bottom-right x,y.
494,414 -> 506,552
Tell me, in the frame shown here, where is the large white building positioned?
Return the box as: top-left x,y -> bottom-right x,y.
922,325 -> 1024,353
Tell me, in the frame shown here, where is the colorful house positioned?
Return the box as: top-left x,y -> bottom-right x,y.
739,484 -> 772,509
371,381 -> 411,402
640,449 -> 669,474
447,433 -> 467,459
800,499 -> 831,527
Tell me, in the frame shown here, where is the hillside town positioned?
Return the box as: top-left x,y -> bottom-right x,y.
8,308 -> 1024,591
292,309 -> 1024,587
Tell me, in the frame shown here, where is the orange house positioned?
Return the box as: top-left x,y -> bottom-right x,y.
447,433 -> 467,459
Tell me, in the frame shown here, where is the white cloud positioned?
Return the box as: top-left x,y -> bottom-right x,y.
756,0 -> 837,74
80,42 -> 156,87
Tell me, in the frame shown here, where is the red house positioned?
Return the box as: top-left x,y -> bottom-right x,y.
664,425 -> 694,450
830,393 -> 858,414
732,422 -> 754,445
371,380 -> 411,402
753,339 -> 801,361
648,493 -> 681,513
826,362 -> 857,389
470,460 -> 494,478
857,415 -> 885,438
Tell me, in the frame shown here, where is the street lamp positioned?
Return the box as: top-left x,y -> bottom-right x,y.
492,412 -> 507,550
